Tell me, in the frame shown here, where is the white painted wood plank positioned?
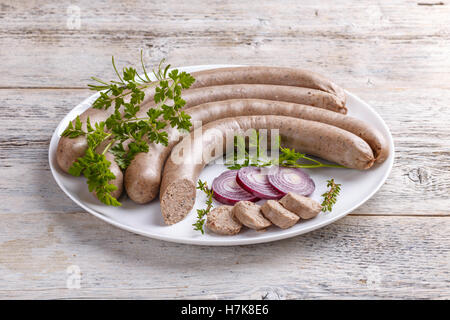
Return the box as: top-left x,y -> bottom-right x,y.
0,1 -> 449,87
0,213 -> 448,299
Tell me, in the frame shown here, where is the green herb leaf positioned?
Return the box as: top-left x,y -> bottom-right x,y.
61,52 -> 196,206
193,180 -> 214,234
68,148 -> 121,207
226,133 -> 346,170
61,116 -> 86,138
321,179 -> 341,212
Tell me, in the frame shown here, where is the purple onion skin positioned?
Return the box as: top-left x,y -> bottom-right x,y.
236,167 -> 285,200
212,170 -> 260,205
212,191 -> 259,205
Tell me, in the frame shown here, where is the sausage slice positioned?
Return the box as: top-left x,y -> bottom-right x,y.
279,192 -> 322,219
232,201 -> 272,230
206,206 -> 243,235
261,200 -> 300,229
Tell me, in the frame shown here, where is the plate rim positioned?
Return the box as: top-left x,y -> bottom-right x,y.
48,64 -> 395,246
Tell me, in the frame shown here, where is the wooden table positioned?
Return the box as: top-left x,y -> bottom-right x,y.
0,0 -> 449,299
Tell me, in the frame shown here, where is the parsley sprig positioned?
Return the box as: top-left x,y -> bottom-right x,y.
61,52 -> 195,206
272,147 -> 345,169
193,180 -> 214,234
226,133 -> 344,170
321,179 -> 341,212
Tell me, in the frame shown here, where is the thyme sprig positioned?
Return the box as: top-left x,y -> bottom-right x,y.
321,179 -> 341,212
193,180 -> 214,234
61,52 -> 195,206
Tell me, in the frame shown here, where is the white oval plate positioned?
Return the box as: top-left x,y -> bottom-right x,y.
49,64 -> 394,246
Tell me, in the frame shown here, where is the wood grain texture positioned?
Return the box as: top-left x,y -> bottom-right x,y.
0,0 -> 449,299
1,88 -> 448,215
0,0 -> 449,88
0,213 -> 448,299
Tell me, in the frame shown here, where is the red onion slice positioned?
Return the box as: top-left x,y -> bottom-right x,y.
212,170 -> 260,205
267,167 -> 315,196
236,167 -> 285,200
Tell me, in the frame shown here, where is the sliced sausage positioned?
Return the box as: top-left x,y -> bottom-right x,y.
126,99 -> 386,204
232,201 -> 272,230
206,205 -> 243,235
261,200 -> 300,229
279,192 -> 322,219
159,115 -> 375,225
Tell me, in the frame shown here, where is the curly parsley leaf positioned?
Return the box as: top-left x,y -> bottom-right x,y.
62,52 -> 196,206
61,116 -> 86,138
68,148 -> 121,206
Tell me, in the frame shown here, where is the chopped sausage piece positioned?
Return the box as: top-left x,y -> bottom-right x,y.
279,192 -> 322,219
206,206 -> 243,235
232,201 -> 272,230
261,200 -> 300,229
